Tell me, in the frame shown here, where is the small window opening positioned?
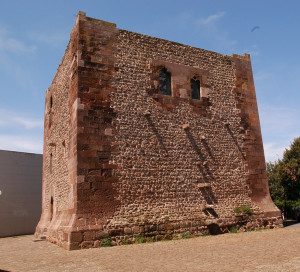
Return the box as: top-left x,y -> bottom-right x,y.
50,153 -> 53,174
48,96 -> 53,128
48,114 -> 52,128
50,197 -> 54,221
62,140 -> 66,158
191,76 -> 200,100
159,68 -> 171,96
50,96 -> 53,109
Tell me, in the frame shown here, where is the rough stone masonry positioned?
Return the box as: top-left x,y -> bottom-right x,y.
35,11 -> 282,250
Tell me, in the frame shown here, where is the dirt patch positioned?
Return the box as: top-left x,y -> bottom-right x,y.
1,226 -> 300,271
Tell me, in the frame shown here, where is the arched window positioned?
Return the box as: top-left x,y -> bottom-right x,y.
159,68 -> 171,96
50,96 -> 53,109
191,76 -> 200,100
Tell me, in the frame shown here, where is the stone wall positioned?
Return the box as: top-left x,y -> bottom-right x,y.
35,18 -> 79,242
35,12 -> 281,250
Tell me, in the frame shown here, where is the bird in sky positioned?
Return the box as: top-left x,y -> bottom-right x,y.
251,26 -> 260,32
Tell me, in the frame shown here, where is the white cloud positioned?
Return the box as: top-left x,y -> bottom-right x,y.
0,26 -> 36,53
259,103 -> 300,161
173,11 -> 237,53
0,26 -> 37,94
192,11 -> 237,53
0,37 -> 36,53
0,109 -> 43,130
263,142 -> 285,162
28,32 -> 68,47
0,51 -> 37,93
198,11 -> 226,25
0,108 -> 43,153
259,104 -> 300,136
0,135 -> 42,154
12,117 -> 43,129
254,70 -> 273,82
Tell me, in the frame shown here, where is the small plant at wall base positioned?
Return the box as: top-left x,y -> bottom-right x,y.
182,232 -> 192,239
100,238 -> 114,247
230,226 -> 238,233
146,237 -> 154,243
163,231 -> 173,241
135,235 -> 147,244
234,205 -> 253,215
120,237 -> 131,245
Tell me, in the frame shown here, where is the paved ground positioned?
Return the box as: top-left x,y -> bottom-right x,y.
1,224 -> 300,272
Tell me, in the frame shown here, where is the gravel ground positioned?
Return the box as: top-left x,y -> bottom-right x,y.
1,225 -> 300,272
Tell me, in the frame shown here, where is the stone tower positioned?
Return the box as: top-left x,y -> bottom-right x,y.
35,11 -> 281,250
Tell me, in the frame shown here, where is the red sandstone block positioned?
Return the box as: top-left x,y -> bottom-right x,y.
87,225 -> 101,231
108,229 -> 123,236
95,230 -> 109,239
69,242 -> 80,250
88,144 -> 111,152
81,162 -> 101,169
87,169 -> 101,176
77,175 -> 85,183
124,227 -> 132,235
80,241 -> 94,249
83,231 -> 95,241
77,182 -> 91,190
101,163 -> 118,169
69,232 -> 83,243
78,150 -> 98,157
132,226 -> 139,234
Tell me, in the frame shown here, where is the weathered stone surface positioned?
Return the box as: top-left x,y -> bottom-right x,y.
93,240 -> 101,248
35,11 -> 282,250
132,226 -> 140,234
83,231 -> 95,241
69,232 -> 83,243
80,241 -> 94,249
124,228 -> 132,235
95,231 -> 108,239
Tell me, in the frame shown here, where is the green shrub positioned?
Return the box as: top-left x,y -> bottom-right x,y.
230,226 -> 238,233
276,199 -> 300,219
120,238 -> 130,245
234,206 -> 241,213
182,232 -> 192,239
146,237 -> 154,243
135,236 -> 147,244
101,238 -> 113,247
234,205 -> 253,215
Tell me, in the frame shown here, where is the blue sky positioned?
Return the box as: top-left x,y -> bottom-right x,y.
0,0 -> 299,161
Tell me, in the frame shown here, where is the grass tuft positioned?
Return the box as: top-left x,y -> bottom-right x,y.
234,205 -> 253,215
230,226 -> 238,233
101,238 -> 114,247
